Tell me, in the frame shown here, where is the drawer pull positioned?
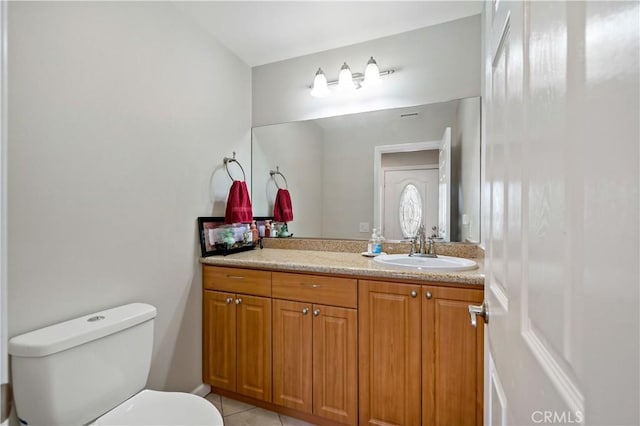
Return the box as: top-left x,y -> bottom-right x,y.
410,290 -> 418,298
226,275 -> 245,280
302,307 -> 310,315
313,309 -> 321,317
425,291 -> 432,299
225,297 -> 233,304
235,298 -> 243,305
300,283 -> 321,288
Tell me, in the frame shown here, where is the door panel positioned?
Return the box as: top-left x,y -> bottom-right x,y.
202,290 -> 236,392
481,0 -> 640,423
383,168 -> 439,240
236,295 -> 271,402
312,304 -> 357,425
273,299 -> 313,413
359,281 -> 421,426
423,286 -> 483,426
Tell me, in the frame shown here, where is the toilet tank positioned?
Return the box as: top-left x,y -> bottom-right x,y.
8,303 -> 157,426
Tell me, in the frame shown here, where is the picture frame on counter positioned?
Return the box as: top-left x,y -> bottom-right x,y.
197,217 -> 263,257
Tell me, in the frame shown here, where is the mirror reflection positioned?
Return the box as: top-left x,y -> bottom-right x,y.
252,96 -> 481,242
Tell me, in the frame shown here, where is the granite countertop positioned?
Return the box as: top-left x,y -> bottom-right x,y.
200,248 -> 484,286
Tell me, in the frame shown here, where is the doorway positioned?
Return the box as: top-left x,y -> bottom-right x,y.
373,141 -> 441,241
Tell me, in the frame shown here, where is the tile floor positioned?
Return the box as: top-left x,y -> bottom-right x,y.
204,393 -> 315,426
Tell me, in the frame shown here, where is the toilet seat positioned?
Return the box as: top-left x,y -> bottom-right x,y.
93,389 -> 223,425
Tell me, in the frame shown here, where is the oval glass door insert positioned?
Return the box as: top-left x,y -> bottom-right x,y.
399,183 -> 423,238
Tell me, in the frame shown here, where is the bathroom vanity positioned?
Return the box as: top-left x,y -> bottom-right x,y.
201,248 -> 484,426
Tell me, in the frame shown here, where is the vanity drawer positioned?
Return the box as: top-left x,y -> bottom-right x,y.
203,266 -> 271,297
272,272 -> 357,308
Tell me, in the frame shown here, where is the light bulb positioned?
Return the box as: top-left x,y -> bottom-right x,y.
310,68 -> 329,98
337,62 -> 356,92
362,56 -> 381,87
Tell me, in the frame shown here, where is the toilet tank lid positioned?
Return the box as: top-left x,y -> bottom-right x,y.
8,303 -> 157,358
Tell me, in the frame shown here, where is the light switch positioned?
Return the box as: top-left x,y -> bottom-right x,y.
359,222 -> 370,233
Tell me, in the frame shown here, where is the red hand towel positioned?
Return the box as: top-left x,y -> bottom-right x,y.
273,188 -> 293,223
225,181 -> 253,224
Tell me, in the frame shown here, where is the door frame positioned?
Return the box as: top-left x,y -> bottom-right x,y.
373,141 -> 440,237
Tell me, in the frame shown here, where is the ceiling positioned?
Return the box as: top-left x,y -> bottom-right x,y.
174,1 -> 483,67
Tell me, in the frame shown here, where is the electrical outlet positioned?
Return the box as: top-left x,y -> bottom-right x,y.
359,222 -> 370,233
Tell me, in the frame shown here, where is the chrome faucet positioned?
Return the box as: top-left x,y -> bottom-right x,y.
409,225 -> 440,258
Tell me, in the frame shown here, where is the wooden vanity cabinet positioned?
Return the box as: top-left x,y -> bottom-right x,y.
202,267 -> 272,402
202,265 -> 483,426
358,281 -> 422,426
422,285 -> 484,426
272,273 -> 358,425
359,280 -> 484,426
203,290 -> 237,392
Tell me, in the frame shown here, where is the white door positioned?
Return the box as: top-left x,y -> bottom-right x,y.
383,168 -> 438,240
482,1 -> 638,425
438,127 -> 451,241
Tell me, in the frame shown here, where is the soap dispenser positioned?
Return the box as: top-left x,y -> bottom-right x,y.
368,228 -> 382,254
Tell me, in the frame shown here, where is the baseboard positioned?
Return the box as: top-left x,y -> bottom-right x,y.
190,383 -> 211,397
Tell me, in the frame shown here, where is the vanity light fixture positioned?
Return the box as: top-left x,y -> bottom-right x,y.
310,68 -> 330,98
309,56 -> 395,98
337,62 -> 357,92
361,56 -> 382,87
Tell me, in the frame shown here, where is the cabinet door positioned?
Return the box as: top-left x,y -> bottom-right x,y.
203,290 -> 236,392
273,299 -> 313,413
422,286 -> 484,426
359,280 -> 421,426
236,295 -> 272,402
312,304 -> 358,425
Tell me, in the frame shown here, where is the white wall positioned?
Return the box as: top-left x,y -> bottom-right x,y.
8,1 -> 251,393
322,101 -> 458,239
0,0 -> 7,421
455,97 -> 480,242
252,15 -> 481,127
381,150 -> 438,168
252,121 -> 323,236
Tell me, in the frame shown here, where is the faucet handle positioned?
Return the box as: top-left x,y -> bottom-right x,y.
403,236 -> 418,256
409,239 -> 416,256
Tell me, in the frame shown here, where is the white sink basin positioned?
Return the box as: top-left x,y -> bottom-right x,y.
373,254 -> 477,272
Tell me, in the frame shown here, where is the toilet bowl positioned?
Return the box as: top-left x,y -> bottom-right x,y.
93,390 -> 223,425
8,303 -> 223,426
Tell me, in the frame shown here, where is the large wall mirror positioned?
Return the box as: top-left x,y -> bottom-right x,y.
252,96 -> 481,243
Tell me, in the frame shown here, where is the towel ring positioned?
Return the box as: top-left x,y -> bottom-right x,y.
223,152 -> 246,181
269,166 -> 288,189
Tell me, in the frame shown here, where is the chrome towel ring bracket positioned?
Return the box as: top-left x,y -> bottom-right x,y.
223,152 -> 246,181
269,166 -> 288,189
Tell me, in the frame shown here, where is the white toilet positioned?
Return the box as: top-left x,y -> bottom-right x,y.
8,303 -> 223,426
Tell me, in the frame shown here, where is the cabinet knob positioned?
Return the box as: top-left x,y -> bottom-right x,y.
410,290 -> 418,298
225,297 -> 233,304
425,291 -> 432,299
235,298 -> 243,305
302,307 -> 309,315
313,309 -> 321,316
